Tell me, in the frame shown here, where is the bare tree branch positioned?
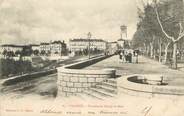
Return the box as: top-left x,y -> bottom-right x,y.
162,16 -> 175,23
178,23 -> 183,36
175,33 -> 184,42
164,40 -> 171,49
155,6 -> 175,42
173,22 -> 184,42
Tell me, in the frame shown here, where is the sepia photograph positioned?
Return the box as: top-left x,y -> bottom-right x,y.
0,0 -> 184,116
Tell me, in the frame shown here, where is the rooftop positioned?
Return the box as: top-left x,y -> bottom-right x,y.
117,38 -> 125,41
108,41 -> 117,43
51,40 -> 65,44
40,43 -> 50,45
1,44 -> 25,47
30,44 -> 40,46
70,38 -> 106,42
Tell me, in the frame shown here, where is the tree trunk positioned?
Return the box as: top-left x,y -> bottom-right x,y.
143,43 -> 147,55
172,42 -> 177,69
153,49 -> 156,59
163,42 -> 170,64
150,42 -> 154,58
158,38 -> 162,62
159,43 -> 162,62
146,45 -> 150,56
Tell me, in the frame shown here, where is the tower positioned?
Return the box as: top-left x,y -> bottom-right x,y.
120,25 -> 127,39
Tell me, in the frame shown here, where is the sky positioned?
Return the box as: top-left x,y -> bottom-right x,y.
0,0 -> 140,44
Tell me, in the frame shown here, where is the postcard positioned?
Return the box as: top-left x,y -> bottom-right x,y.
0,0 -> 184,116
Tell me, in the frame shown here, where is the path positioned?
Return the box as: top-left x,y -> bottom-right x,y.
86,55 -> 184,86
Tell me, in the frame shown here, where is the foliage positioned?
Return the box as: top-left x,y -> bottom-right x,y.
0,58 -> 36,78
132,0 -> 184,68
33,49 -> 39,56
21,46 -> 33,56
15,50 -> 21,56
133,0 -> 183,49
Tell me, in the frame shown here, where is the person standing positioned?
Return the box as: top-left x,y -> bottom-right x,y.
119,51 -> 123,63
128,52 -> 132,63
125,50 -> 128,63
135,51 -> 138,63
122,50 -> 125,63
133,50 -> 138,63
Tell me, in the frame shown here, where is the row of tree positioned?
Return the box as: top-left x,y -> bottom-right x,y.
2,49 -> 40,58
132,0 -> 184,69
2,49 -> 68,58
70,48 -> 104,56
0,58 -> 36,78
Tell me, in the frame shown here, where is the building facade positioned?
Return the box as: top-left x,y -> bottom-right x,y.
40,42 -> 50,54
0,44 -> 34,57
69,38 -> 107,54
31,44 -> 40,51
117,39 -> 125,49
117,38 -> 132,50
0,44 -> 23,53
0,44 -> 24,57
40,41 -> 67,56
50,41 -> 67,56
107,42 -> 118,55
0,40 -> 67,57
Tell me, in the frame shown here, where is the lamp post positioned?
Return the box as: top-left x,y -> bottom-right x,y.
88,32 -> 92,59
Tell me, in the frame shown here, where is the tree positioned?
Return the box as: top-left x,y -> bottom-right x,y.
132,4 -> 161,58
21,46 -> 33,56
6,51 -> 15,57
40,50 -> 46,56
15,50 -> 21,56
133,0 -> 184,69
2,49 -> 7,57
154,0 -> 184,69
33,49 -> 39,56
0,58 -> 35,77
132,26 -> 151,55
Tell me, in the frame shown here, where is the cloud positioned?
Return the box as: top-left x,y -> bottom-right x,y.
0,0 -> 138,44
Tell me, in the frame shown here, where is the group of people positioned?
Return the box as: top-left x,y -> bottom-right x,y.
118,49 -> 139,63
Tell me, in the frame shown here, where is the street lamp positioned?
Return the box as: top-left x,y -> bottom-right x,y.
87,32 -> 92,59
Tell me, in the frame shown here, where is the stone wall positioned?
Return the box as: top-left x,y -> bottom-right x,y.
57,55 -> 115,97
118,74 -> 184,98
2,69 -> 56,86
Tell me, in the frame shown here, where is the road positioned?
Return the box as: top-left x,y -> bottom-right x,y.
0,73 -> 57,100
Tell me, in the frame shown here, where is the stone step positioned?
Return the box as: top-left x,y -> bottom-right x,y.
95,84 -> 118,94
77,91 -> 103,100
90,87 -> 116,97
104,79 -> 117,84
101,81 -> 117,89
77,78 -> 118,100
82,89 -> 105,100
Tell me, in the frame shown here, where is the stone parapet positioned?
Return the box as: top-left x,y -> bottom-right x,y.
57,55 -> 115,97
118,74 -> 184,98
